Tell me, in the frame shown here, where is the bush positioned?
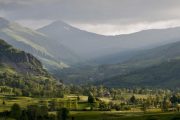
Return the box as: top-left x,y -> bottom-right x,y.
171,116 -> 180,120
0,111 -> 10,118
124,106 -> 131,110
115,105 -> 121,111
57,108 -> 69,120
146,116 -> 159,120
10,103 -> 22,120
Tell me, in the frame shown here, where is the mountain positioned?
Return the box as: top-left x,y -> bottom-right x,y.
0,17 -> 81,72
57,40 -> 180,85
122,40 -> 180,68
2,17 -> 180,70
0,39 -> 61,96
100,59 -> 180,88
0,39 -> 46,75
3,17 -> 180,86
97,40 -> 180,88
89,50 -> 142,65
38,20 -> 180,60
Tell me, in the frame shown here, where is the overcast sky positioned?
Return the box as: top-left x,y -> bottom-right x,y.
1,0 -> 180,35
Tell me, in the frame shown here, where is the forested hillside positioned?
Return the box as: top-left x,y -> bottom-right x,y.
101,59 -> 180,88
0,39 -> 63,97
58,40 -> 180,85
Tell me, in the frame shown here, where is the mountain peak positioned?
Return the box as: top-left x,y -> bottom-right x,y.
38,20 -> 75,32
48,20 -> 71,27
52,20 -> 68,25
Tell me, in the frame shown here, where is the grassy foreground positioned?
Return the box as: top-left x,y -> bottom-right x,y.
69,112 -> 180,120
1,112 -> 180,120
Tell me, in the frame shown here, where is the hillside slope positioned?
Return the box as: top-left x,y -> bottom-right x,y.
123,40 -> 180,68
101,59 -> 180,88
58,40 -> 180,84
0,39 -> 62,96
0,17 -> 81,71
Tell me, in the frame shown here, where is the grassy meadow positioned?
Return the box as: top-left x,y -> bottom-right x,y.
0,94 -> 180,120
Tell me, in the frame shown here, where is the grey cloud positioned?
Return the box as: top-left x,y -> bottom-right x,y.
0,0 -> 180,25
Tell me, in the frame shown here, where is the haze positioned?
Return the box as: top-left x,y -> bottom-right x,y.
1,0 -> 180,35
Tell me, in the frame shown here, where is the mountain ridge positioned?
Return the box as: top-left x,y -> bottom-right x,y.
38,20 -> 180,60
0,17 -> 82,72
58,40 -> 180,85
100,59 -> 180,88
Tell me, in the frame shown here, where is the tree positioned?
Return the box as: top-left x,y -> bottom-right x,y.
57,108 -> 69,120
88,92 -> 96,103
130,95 -> 136,104
49,99 -> 58,111
77,95 -> 80,102
10,103 -> 22,120
74,99 -> 78,110
38,105 -> 49,118
20,110 -> 28,120
97,85 -> 104,97
99,101 -> 109,111
88,92 -> 96,110
162,97 -> 171,112
110,88 -> 118,100
141,103 -> 148,113
170,95 -> 178,105
2,100 -> 5,105
27,105 -> 39,120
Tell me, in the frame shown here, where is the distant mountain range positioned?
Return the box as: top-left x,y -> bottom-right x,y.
59,40 -> 180,86
2,17 -> 180,88
98,40 -> 180,88
38,20 -> 180,60
37,19 -> 180,86
1,17 -> 180,68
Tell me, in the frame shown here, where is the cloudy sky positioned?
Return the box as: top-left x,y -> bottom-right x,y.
0,0 -> 180,35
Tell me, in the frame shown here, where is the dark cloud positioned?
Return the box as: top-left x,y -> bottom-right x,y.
0,0 -> 179,23
0,0 -> 180,35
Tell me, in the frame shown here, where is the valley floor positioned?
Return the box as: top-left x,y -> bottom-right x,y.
0,95 -> 180,120
69,111 -> 180,120
2,111 -> 180,120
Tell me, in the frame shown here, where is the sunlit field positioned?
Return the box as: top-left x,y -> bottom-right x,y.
0,95 -> 180,120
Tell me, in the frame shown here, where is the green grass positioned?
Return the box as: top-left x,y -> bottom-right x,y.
0,64 -> 17,74
0,96 -> 38,112
0,95 -> 82,112
69,111 -> 180,120
1,96 -> 180,120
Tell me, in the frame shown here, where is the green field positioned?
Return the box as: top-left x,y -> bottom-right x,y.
1,95 -> 180,120
69,111 -> 180,120
2,112 -> 180,120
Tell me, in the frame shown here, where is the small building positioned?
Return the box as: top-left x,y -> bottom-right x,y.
104,92 -> 111,97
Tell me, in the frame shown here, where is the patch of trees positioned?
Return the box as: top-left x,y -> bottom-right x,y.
1,103 -> 69,120
0,71 -> 64,97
